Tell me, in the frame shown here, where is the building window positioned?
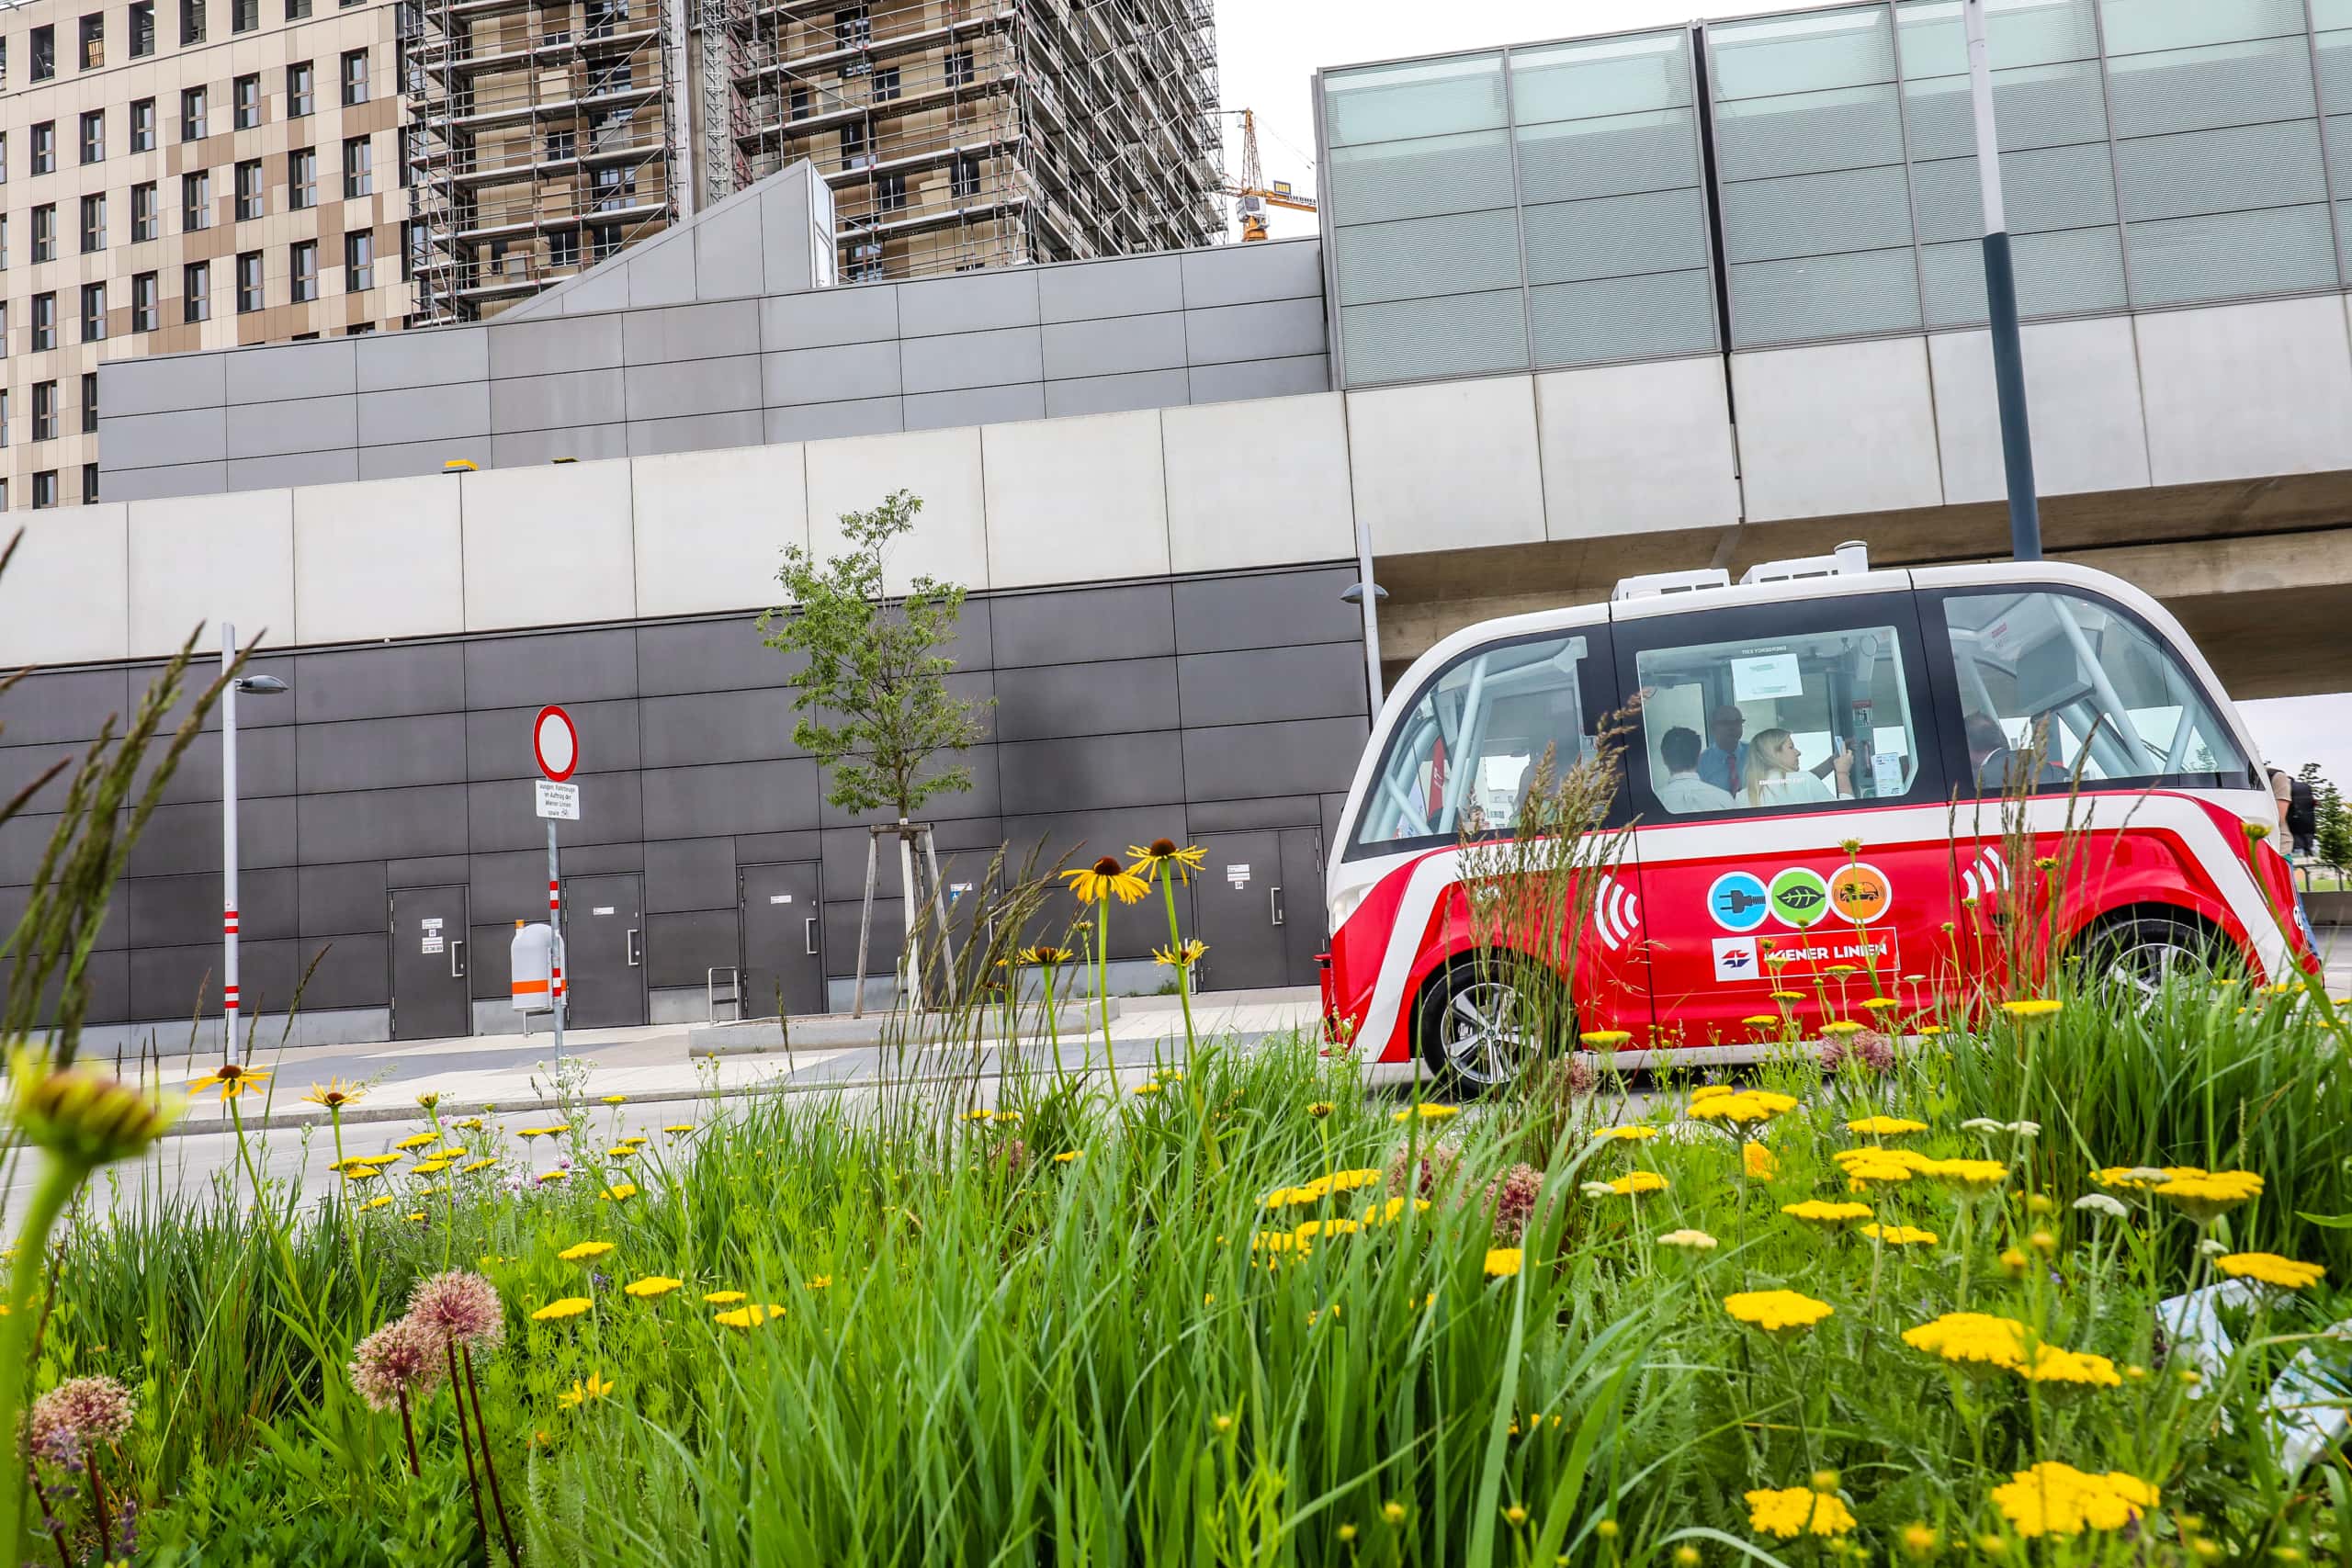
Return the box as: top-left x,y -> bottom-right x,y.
131,181 -> 158,241
32,472 -> 58,511
841,120 -> 867,170
79,194 -> 104,253
131,271 -> 159,332
78,13 -> 103,70
79,110 -> 103,164
288,61 -> 313,117
30,207 -> 55,264
789,84 -> 808,121
951,153 -> 978,198
0,395 -> 9,447
2,213 -> 10,270
289,146 -> 316,209
945,48 -> 972,87
547,128 -> 577,161
345,228 -> 373,290
184,260 -> 209,321
183,171 -> 210,229
876,172 -> 906,212
0,302 -> 7,355
875,65 -> 901,102
232,0 -> 256,30
341,49 -> 368,106
548,227 -> 580,270
130,99 -> 156,152
130,1 -> 154,56
80,284 -> 105,342
82,466 -> 97,505
591,165 -> 634,210
236,251 -> 263,312
287,0 -> 311,16
235,74 -> 261,130
345,321 -> 372,333
181,0 -> 206,45
183,87 -> 207,141
32,382 -> 57,441
30,24 -> 53,81
1,131 -> 8,185
30,123 -> 54,176
590,224 -> 622,261
290,240 -> 317,300
343,135 -> 371,197
80,372 -> 96,433
235,158 -> 263,219
30,294 -> 54,350
833,6 -> 867,48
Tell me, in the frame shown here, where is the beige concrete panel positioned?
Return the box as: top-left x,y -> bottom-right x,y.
1347,375 -> 1545,556
1162,391 -> 1355,572
2135,296 -> 2352,487
982,410 -> 1169,588
127,487 -> 296,655
631,441 -> 808,618
0,503 -> 129,665
1534,356 -> 1740,539
805,424 -> 988,596
1928,318 -> 2150,504
292,474 -> 462,643
1731,338 -> 1944,523
458,457 -> 637,631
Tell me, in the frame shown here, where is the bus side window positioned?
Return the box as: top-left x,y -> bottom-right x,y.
1940,590 -> 2251,794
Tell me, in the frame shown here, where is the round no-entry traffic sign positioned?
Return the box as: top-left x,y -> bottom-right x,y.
532,705 -> 578,782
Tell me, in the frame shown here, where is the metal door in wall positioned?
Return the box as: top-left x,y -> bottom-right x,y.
740,861 -> 826,1019
1188,832 -> 1290,992
562,873 -> 646,1028
390,885 -> 472,1041
1276,828 -> 1329,982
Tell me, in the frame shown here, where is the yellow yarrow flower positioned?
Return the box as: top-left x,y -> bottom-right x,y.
1744,1142 -> 1780,1179
1860,1223 -> 1938,1247
1999,998 -> 2064,1019
1579,1030 -> 1633,1048
396,1132 -> 438,1152
1902,1312 -> 2029,1370
1052,1150 -> 1082,1164
2154,1169 -> 2263,1222
1989,1463 -> 2157,1538
713,1303 -> 786,1328
2018,1346 -> 2122,1388
1484,1248 -> 1523,1279
1724,1290 -> 1833,1333
531,1297 -> 593,1322
1393,1102 -> 1460,1122
1746,1486 -> 1857,1540
1593,1126 -> 1657,1143
558,1240 -> 616,1262
702,1290 -> 746,1305
1919,1156 -> 2009,1190
1781,1200 -> 1872,1227
1607,1170 -> 1668,1196
623,1276 -> 682,1299
1846,1116 -> 1928,1136
2216,1252 -> 2324,1290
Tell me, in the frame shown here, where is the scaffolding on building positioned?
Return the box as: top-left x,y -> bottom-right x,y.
402,0 -> 684,322
709,0 -> 1219,283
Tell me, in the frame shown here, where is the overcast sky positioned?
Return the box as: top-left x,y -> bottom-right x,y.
1208,1 -> 2352,793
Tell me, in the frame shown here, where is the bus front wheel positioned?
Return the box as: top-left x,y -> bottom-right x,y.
1411,955 -> 1568,1096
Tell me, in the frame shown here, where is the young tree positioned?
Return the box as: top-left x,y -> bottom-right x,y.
759,489 -> 989,820
2306,766 -> 2352,874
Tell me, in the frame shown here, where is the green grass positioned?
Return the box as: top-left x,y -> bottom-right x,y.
10,981 -> 2351,1567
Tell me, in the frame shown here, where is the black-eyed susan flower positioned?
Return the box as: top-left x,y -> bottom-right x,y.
188,1062 -> 271,1104
1151,938 -> 1208,968
1125,839 -> 1207,884
303,1078 -> 366,1111
1062,856 -> 1148,905
1019,945 -> 1073,966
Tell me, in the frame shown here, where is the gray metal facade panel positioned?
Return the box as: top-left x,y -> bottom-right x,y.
1175,643 -> 1374,728
465,695 -> 643,778
226,395 -> 358,460
151,727 -> 300,806
96,460 -> 229,500
764,398 -> 905,444
639,686 -> 804,767
759,283 -> 900,349
1183,355 -> 1332,404
643,834 -> 740,912
103,352 -> 227,419
226,340 -> 357,405
990,581 -> 1175,667
895,268 -> 1043,337
1044,368 -> 1194,418
992,657 -> 1182,742
622,299 -> 762,367
1038,254 -> 1187,323
462,627 -> 641,709
292,642 -> 468,724
358,382 -> 493,447
995,730 -> 1186,816
642,758 -> 822,839
296,713 -> 469,795
1180,241 -> 1327,309
299,859 -> 390,937
763,342 -> 903,406
233,450 -> 363,491
898,325 -> 1046,395
1041,311 -> 1189,380
356,327 -> 492,393
490,423 -> 632,467
466,772 -> 644,852
487,312 -> 626,379
1173,565 -> 1363,652
627,411 -> 766,458
490,367 -> 628,434
623,355 -> 763,422
902,383 -> 1046,430
0,667 -> 135,747
635,616 -> 792,697
358,440 -> 475,482
296,784 -> 469,865
1184,298 -> 1329,366
101,408 -> 229,469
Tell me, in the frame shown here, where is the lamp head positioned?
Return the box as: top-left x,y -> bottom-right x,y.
1339,581 -> 1388,606
233,675 -> 288,695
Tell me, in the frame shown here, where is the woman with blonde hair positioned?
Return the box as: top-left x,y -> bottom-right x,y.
1742,727 -> 1854,807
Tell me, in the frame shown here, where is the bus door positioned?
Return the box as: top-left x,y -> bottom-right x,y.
1611,585 -> 1961,1046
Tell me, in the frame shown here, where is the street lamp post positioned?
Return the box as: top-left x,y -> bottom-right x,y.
220,621 -> 286,1066
1965,0 -> 2043,562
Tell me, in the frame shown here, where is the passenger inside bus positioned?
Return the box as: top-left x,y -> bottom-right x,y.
1740,728 -> 1854,807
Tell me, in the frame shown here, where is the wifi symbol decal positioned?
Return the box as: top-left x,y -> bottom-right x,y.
1960,847 -> 2011,903
1591,874 -> 1641,952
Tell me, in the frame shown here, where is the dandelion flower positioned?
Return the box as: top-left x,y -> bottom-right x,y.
1989,1463 -> 2157,1538
712,1303 -> 786,1328
1846,1116 -> 1928,1136
1860,1223 -> 1938,1246
558,1240 -> 616,1263
1724,1290 -> 1833,1333
1781,1200 -> 1872,1227
347,1318 -> 444,1412
1062,856 -> 1149,906
531,1297 -> 593,1323
557,1372 -> 616,1409
1746,1486 -> 1857,1540
1393,1103 -> 1460,1122
1658,1229 -> 1717,1251
2216,1252 -> 2324,1290
623,1276 -> 682,1299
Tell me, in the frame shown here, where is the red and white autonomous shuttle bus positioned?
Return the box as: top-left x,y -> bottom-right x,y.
1319,546 -> 2317,1089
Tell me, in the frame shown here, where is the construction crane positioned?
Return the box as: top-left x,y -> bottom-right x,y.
1225,107 -> 1317,242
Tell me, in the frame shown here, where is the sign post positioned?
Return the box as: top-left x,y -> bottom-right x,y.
532,705 -> 580,1059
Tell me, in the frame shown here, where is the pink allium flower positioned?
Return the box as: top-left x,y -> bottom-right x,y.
348,1316 -> 447,1411
28,1376 -> 134,1461
405,1269 -> 507,1351
1386,1140 -> 1462,1201
1487,1162 -> 1544,1242
1819,1031 -> 1896,1076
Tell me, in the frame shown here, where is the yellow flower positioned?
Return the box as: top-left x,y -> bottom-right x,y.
2092,1165 -> 2171,1190
532,1297 -> 593,1322
1769,990 -> 1805,1002
1781,1200 -> 1872,1227
1382,1501 -> 1407,1525
1019,945 -> 1073,965
365,1194 -> 393,1210
1860,997 -> 1899,1013
403,1211 -> 429,1224
1744,1142 -> 1780,1179
1691,1093 -> 1779,1127
1724,1290 -> 1833,1333
1919,1157 -> 2008,1190
1999,998 -> 2064,1019
1901,1523 -> 1939,1560
1902,1312 -> 2029,1370
1658,1228 -> 1717,1251
557,1371 -> 616,1409
702,1290 -> 747,1304
605,1146 -> 638,1160
415,1091 -> 441,1110
2154,1169 -> 2263,1222
1846,1116 -> 1928,1136
2018,1346 -> 2121,1388
1062,856 -> 1149,905
1053,1150 -> 1082,1164
1593,1126 -> 1657,1143
663,1123 -> 695,1135
454,1117 -> 485,1132
1393,1103 -> 1460,1122
302,1078 -> 366,1110
2216,1252 -> 2324,1290
1579,1030 -> 1633,1048
602,1094 -> 626,1106
396,1132 -> 438,1152
343,1166 -> 382,1184
1746,1486 -> 1857,1540
1484,1248 -> 1523,1278
187,1063 -> 271,1103
1741,1014 -> 1781,1029
411,1159 -> 453,1177
558,1240 -> 616,1262
623,1276 -> 682,1299
1294,1217 -> 1361,1240
1608,1171 -> 1668,1196
1125,839 -> 1207,885
805,1276 -> 831,1291
1133,1082 -> 1163,1097
1860,1223 -> 1938,1247
602,1183 -> 639,1201
1989,1463 -> 2158,1538
713,1303 -> 786,1328
961,1108 -> 993,1122
463,1158 -> 498,1175
1151,939 -> 1209,968
536,1170 -> 567,1184
1820,1020 -> 1864,1038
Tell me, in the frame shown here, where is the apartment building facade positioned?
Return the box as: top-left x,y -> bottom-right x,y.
0,0 -> 418,510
